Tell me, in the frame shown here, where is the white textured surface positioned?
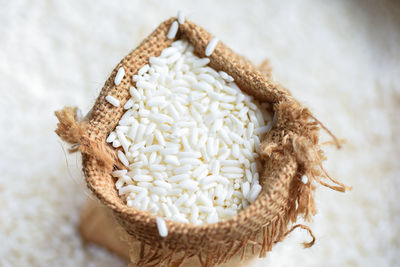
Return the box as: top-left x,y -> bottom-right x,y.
0,1 -> 399,266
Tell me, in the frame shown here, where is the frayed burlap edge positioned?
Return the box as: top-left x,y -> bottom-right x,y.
55,17 -> 349,267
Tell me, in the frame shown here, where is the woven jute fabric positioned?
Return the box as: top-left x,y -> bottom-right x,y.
55,17 -> 347,267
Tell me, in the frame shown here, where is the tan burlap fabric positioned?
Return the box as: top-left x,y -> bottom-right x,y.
55,17 -> 348,267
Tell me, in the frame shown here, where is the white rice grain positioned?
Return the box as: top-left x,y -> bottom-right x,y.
117,150 -> 129,167
114,67 -> 125,86
106,132 -> 117,143
105,95 -> 120,107
156,217 -> 168,237
248,184 -> 262,203
167,21 -> 179,39
205,37 -> 219,56
177,10 -> 185,24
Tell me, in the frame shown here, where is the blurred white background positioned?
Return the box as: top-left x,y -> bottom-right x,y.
0,0 -> 399,266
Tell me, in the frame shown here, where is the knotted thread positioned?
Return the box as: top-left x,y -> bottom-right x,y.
55,107 -> 118,172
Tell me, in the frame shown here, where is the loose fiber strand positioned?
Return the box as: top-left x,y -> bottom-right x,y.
197,253 -> 205,267
312,174 -> 346,193
259,226 -> 268,257
240,238 -> 248,260
320,139 -> 346,146
281,224 -> 315,248
310,114 -> 341,149
319,163 -> 352,191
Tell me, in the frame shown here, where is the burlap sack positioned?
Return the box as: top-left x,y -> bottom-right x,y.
55,17 -> 349,266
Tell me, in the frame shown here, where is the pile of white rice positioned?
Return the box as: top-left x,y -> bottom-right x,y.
1,1 -> 399,266
107,38 -> 271,228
